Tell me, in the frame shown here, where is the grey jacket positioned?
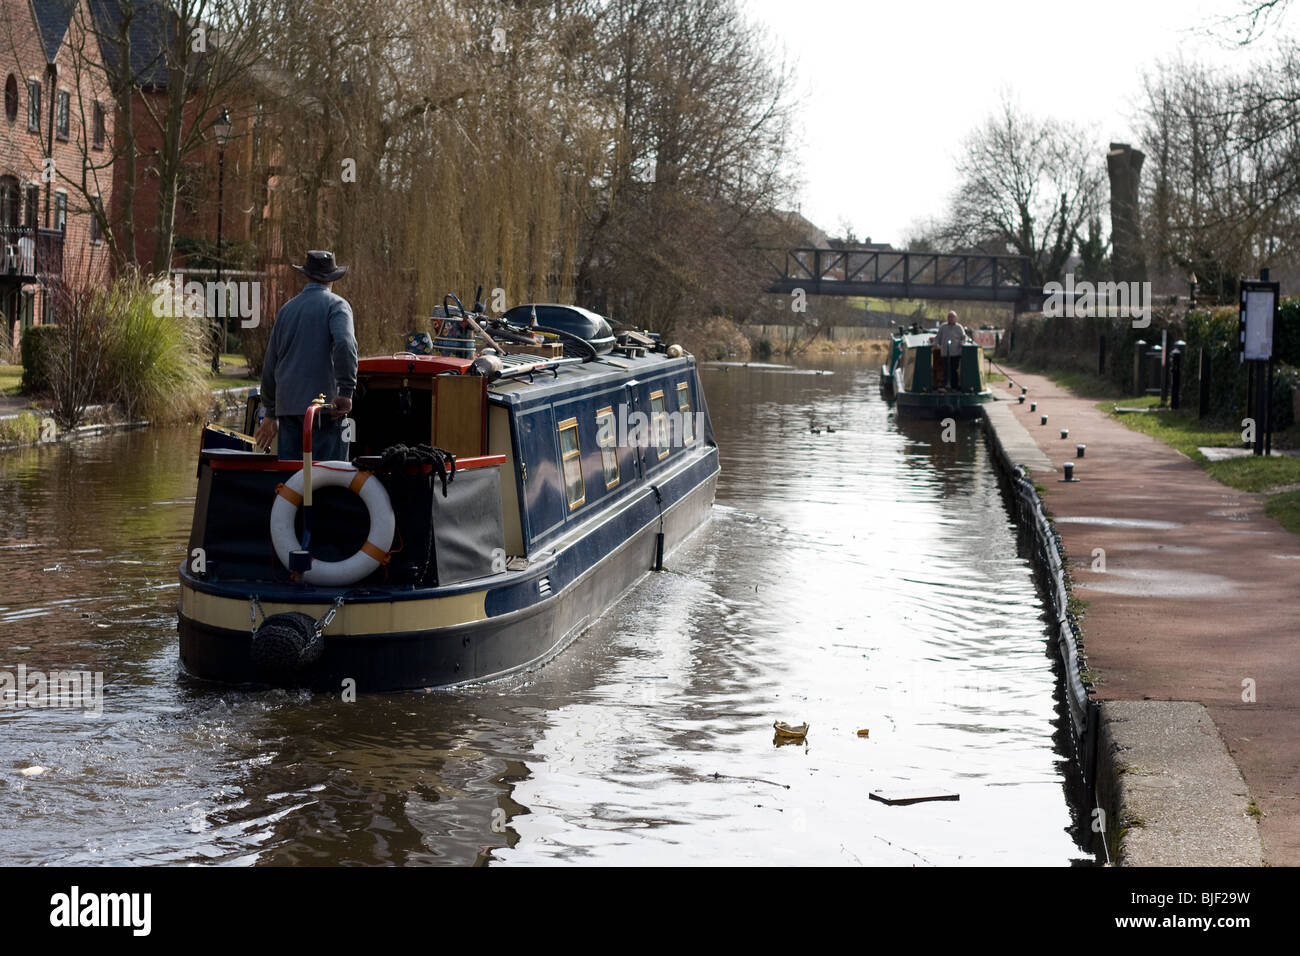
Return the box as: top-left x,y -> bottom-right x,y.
261,283 -> 357,417
935,322 -> 966,357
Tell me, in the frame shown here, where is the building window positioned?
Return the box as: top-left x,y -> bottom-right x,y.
558,417 -> 585,510
89,196 -> 102,243
54,192 -> 66,232
595,406 -> 620,489
24,185 -> 38,228
649,390 -> 670,460
0,177 -> 18,226
27,80 -> 40,132
676,383 -> 694,444
4,75 -> 16,122
92,101 -> 105,149
56,90 -> 69,140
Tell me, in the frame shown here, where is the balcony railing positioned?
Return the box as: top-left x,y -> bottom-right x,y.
0,225 -> 64,280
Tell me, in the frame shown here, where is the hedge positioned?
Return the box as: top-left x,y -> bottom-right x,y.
19,324 -> 61,394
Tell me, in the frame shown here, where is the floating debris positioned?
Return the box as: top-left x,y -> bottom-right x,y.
708,771 -> 789,789
18,766 -> 48,777
856,728 -> 870,738
773,720 -> 808,741
869,788 -> 959,806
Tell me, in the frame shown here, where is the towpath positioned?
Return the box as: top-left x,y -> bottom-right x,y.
991,366 -> 1297,865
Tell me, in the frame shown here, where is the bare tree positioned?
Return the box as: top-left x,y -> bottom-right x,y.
43,274 -> 111,428
56,1 -> 269,273
573,0 -> 798,332
1208,0 -> 1295,44
1137,53 -> 1300,297
939,97 -> 1105,286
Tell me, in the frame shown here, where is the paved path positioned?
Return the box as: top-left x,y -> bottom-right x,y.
997,367 -> 1300,865
0,394 -> 37,418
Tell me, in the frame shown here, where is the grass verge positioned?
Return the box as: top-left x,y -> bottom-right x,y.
1087,394 -> 1300,534
210,352 -> 256,390
1092,400 -> 1244,460
1265,489 -> 1300,534
0,364 -> 22,397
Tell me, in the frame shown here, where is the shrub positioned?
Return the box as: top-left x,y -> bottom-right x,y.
679,316 -> 751,361
19,324 -> 61,394
0,411 -> 41,444
43,280 -> 111,428
99,271 -> 213,424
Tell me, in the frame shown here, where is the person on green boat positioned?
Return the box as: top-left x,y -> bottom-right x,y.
935,310 -> 966,391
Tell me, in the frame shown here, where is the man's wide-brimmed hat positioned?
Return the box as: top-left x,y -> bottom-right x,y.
292,250 -> 348,282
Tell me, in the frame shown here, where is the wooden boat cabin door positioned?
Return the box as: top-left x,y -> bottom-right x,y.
433,373 -> 487,457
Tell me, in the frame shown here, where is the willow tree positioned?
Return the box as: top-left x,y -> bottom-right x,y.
256,0 -> 603,347
253,0 -> 795,348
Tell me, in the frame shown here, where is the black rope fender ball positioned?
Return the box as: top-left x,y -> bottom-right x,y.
250,612 -> 323,681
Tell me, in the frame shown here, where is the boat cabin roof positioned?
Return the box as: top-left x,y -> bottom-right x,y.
486,350 -> 695,407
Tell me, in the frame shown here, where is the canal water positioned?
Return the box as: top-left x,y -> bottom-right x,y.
0,360 -> 1091,865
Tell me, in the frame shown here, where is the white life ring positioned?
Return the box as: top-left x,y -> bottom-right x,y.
270,462 -> 395,586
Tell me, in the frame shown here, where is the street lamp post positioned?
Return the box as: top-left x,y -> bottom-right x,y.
212,107 -> 232,373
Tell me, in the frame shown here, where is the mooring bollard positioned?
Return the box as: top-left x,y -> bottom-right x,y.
1021,386 -> 1028,395
1060,428 -> 1069,439
1018,395 -> 1025,404
1030,401 -> 1037,412
1076,444 -> 1086,458
1062,461 -> 1077,481
1041,414 -> 1048,425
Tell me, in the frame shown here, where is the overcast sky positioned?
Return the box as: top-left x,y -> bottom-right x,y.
741,0 -> 1286,245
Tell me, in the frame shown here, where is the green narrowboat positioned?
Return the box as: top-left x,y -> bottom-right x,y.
886,330 -> 991,419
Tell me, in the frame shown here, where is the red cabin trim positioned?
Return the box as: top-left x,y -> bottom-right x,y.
206,456 -> 303,471
455,454 -> 507,470
358,355 -> 474,376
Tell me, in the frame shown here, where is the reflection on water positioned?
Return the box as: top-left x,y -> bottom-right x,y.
0,361 -> 1091,865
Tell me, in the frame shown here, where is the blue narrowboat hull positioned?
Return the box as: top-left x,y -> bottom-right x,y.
178,344 -> 718,691
178,450 -> 717,690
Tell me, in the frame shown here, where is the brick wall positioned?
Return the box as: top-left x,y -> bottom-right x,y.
0,0 -> 113,356
114,90 -> 256,275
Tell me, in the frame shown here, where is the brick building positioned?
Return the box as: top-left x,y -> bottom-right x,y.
90,0 -> 257,277
0,0 -> 113,357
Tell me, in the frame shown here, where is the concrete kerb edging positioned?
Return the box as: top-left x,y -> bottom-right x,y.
1095,701 -> 1264,866
0,385 -> 255,454
981,395 -> 1266,867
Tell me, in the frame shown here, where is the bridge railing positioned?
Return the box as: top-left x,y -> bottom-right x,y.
763,248 -> 1034,302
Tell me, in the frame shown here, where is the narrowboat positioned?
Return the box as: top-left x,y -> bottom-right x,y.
879,332 -> 904,399
885,328 -> 991,419
177,306 -> 719,691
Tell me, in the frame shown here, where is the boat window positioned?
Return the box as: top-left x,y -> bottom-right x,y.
595,406 -> 620,489
558,417 -> 585,510
676,383 -> 694,444
649,390 -> 670,460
